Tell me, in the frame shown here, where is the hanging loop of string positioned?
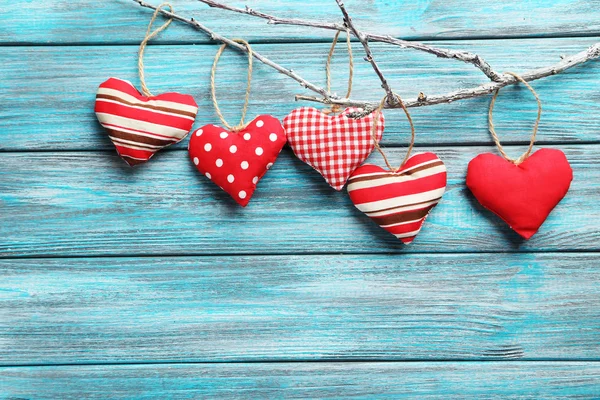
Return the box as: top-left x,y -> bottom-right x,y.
138,3 -> 173,97
325,29 -> 353,114
210,39 -> 254,132
489,71 -> 542,165
371,93 -> 416,172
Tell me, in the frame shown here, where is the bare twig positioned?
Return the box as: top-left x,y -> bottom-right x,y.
296,42 -> 600,110
198,0 -> 345,31
336,0 -> 395,104
196,0 -> 503,81
132,0 -> 336,100
365,34 -> 503,82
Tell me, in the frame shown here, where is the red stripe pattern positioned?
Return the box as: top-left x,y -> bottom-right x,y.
283,107 -> 385,191
95,78 -> 198,166
347,152 -> 447,244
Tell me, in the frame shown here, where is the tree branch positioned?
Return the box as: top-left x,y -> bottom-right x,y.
132,0 -> 336,100
198,0 -> 346,31
196,0 -> 503,82
334,0 -> 396,105
133,1 -> 599,112
296,42 -> 600,110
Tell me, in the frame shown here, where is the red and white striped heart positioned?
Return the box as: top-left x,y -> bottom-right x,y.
347,152 -> 447,244
283,107 -> 385,191
95,78 -> 198,166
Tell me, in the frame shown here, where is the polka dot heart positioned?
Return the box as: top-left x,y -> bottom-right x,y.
188,115 -> 286,207
283,107 -> 385,191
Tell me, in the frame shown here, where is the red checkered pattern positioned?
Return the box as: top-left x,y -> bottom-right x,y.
283,107 -> 385,191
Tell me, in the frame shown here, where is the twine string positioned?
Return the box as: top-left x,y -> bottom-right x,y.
210,39 -> 253,132
138,2 -> 173,97
489,71 -> 542,164
371,93 -> 416,172
325,29 -> 353,114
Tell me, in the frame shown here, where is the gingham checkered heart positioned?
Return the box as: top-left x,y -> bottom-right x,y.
347,152 -> 447,245
95,77 -> 198,166
283,107 -> 385,190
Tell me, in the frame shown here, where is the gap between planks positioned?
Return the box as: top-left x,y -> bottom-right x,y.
1,249 -> 600,261
3,32 -> 600,47
2,360 -> 600,369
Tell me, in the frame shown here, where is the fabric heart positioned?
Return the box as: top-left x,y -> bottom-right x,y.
347,152 -> 447,244
466,148 -> 572,239
95,77 -> 198,166
188,115 -> 286,207
283,107 -> 385,191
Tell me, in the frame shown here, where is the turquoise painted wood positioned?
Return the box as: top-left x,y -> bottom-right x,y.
1,253 -> 599,364
1,144 -> 599,257
2,362 -> 600,399
2,0 -> 600,44
1,0 -> 599,397
1,38 -> 599,151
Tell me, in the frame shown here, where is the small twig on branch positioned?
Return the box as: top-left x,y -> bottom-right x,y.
196,0 -> 503,81
132,0 -> 336,100
338,0 -> 395,104
198,0 -> 346,31
296,42 -> 600,109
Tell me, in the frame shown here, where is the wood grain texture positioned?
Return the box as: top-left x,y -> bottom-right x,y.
2,0 -> 600,45
1,253 -> 599,364
2,362 -> 600,399
1,38 -> 599,151
2,1 -> 600,396
1,145 -> 598,257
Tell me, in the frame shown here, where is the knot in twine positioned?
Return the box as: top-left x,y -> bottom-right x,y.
138,2 -> 173,97
210,39 -> 254,132
489,71 -> 542,165
371,92 -> 416,172
324,29 -> 353,115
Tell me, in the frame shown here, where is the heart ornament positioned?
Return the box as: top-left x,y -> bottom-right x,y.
95,5 -> 199,166
188,115 -> 286,207
467,148 -> 572,239
467,72 -> 573,239
95,78 -> 198,166
348,152 -> 447,244
283,107 -> 385,191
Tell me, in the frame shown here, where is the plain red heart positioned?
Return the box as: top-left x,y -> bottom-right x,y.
466,148 -> 573,239
188,115 -> 286,207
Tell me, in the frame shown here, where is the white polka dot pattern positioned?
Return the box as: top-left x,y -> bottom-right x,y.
188,114 -> 287,207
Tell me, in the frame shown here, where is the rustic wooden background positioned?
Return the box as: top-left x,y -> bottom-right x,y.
1,0 -> 599,397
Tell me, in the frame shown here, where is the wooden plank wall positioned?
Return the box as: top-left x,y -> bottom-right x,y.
1,0 -> 599,397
